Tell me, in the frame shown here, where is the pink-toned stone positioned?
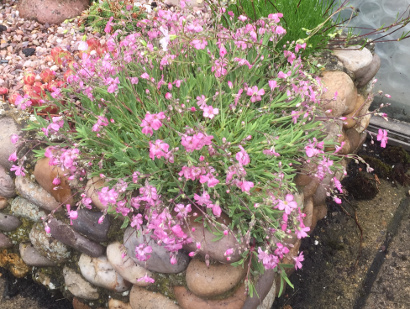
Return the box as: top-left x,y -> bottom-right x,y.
174,284 -> 247,309
129,285 -> 180,309
17,0 -> 90,25
320,71 -> 357,117
0,117 -> 20,170
182,212 -> 245,263
15,176 -> 60,211
34,157 -> 73,205
0,232 -> 13,248
85,176 -> 107,210
303,197 -> 314,232
108,299 -> 132,309
0,197 -> 8,210
186,258 -> 246,298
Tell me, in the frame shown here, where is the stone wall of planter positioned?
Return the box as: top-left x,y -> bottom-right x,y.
0,45 -> 380,309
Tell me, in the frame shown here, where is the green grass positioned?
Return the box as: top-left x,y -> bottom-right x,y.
226,0 -> 341,56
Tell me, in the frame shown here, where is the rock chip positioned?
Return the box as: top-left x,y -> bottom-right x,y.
243,269 -> 275,309
333,46 -> 373,76
0,212 -> 21,232
0,116 -> 20,170
34,157 -> 73,205
257,278 -> 276,309
17,0 -> 90,25
0,165 -> 16,198
47,218 -> 105,257
11,196 -> 47,222
0,232 -> 13,248
109,299 -> 132,309
72,208 -> 110,242
19,242 -> 56,266
320,71 -> 357,117
79,254 -> 131,292
124,227 -> 189,274
182,213 -> 244,263
29,222 -> 71,263
15,176 -> 60,211
174,284 -> 247,309
22,47 -> 36,57
186,258 -> 246,298
63,266 -> 99,300
129,285 -> 180,309
107,242 -> 152,286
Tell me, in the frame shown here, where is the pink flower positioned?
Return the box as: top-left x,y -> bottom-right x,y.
295,224 -> 310,239
235,146 -> 250,165
293,252 -> 304,270
135,244 -> 152,261
275,26 -> 286,35
104,16 -> 114,34
377,129 -> 388,148
196,95 -> 207,109
10,134 -> 19,144
274,243 -> 289,259
137,274 -> 155,284
202,105 -> 219,119
141,112 -> 166,136
165,92 -> 172,99
276,194 -> 298,215
247,86 -> 265,103
190,39 -> 208,50
268,80 -> 278,91
8,151 -> 17,162
10,164 -> 25,176
295,43 -> 307,53
141,72 -> 150,79
237,180 -> 254,192
149,139 -> 170,160
268,13 -> 283,23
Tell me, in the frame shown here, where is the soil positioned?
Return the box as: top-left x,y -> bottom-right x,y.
272,140 -> 410,309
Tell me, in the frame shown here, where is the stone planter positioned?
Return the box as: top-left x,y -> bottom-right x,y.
0,43 -> 380,308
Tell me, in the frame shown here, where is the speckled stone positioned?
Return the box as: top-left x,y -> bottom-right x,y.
0,165 -> 16,198
0,197 -> 7,210
84,176 -> 108,211
19,242 -> 56,266
48,218 -> 105,257
107,242 -> 152,286
10,196 -> 47,222
108,299 -> 132,309
72,208 -> 110,242
129,285 -> 180,309
78,254 -> 131,292
29,222 -> 71,263
63,266 -> 99,300
15,176 -> 60,211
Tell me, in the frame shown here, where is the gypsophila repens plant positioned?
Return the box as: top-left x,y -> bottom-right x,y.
18,0 -> 354,296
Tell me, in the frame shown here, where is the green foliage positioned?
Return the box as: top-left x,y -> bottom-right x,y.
225,0 -> 341,56
79,0 -> 146,34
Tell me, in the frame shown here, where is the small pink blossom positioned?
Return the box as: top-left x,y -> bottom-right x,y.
149,139 -> 170,160
293,252 -> 304,270
246,86 -> 265,103
235,146 -> 250,165
8,151 -> 17,162
377,129 -> 388,148
202,105 -> 219,119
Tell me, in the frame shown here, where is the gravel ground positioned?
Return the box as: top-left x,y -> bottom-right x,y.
0,0 -> 103,94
